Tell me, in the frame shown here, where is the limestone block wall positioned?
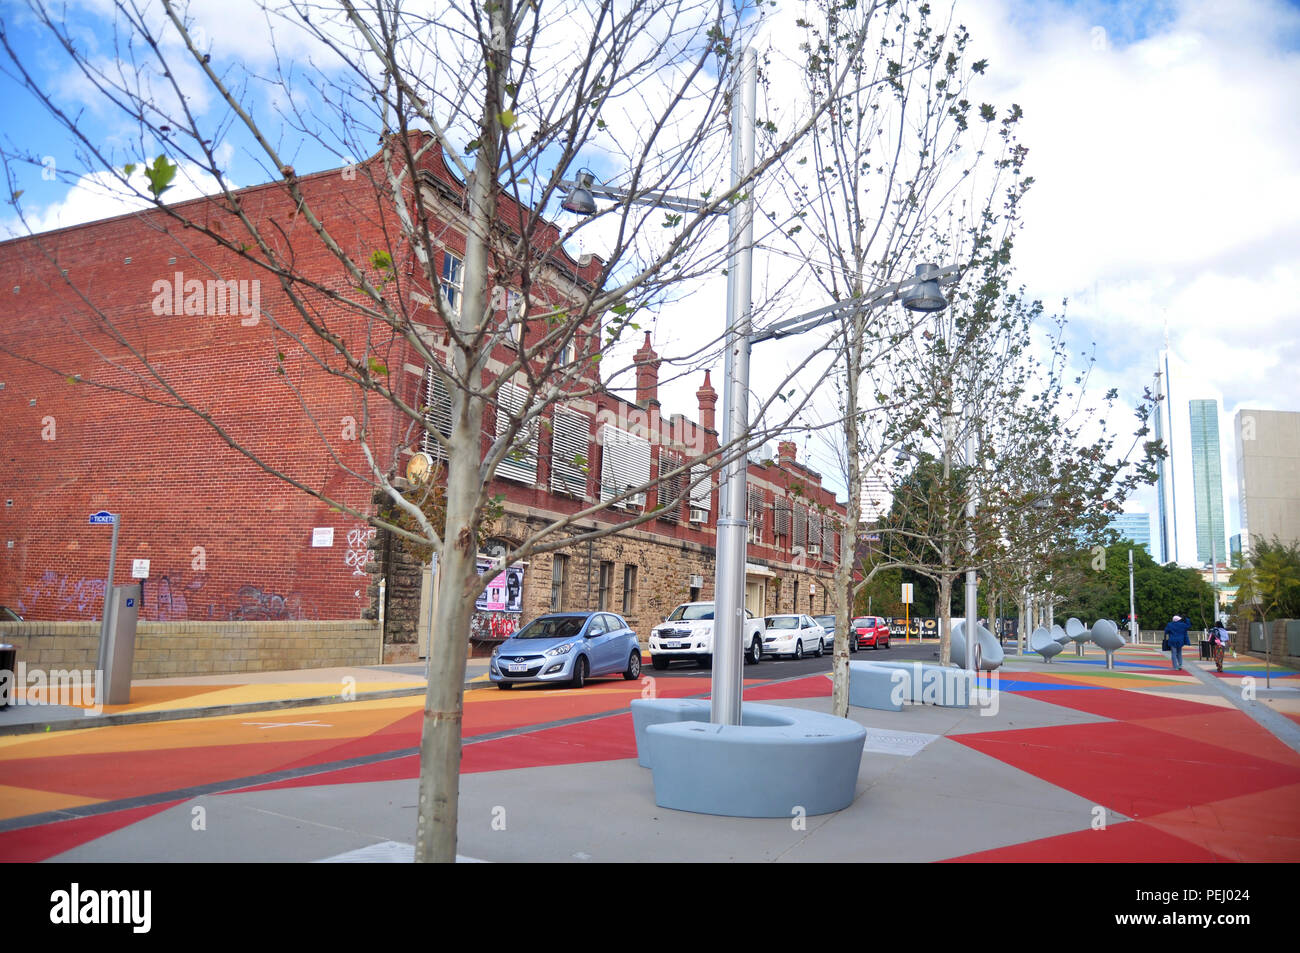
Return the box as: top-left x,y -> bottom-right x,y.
0,620 -> 381,677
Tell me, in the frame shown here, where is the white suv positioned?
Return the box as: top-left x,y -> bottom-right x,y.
649,602 -> 765,670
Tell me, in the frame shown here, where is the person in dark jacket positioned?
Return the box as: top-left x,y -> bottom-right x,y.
1164,613 -> 1192,670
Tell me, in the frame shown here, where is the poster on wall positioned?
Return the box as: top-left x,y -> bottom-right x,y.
475,561 -> 524,612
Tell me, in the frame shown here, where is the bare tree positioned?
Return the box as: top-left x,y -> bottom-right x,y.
762,0 -> 1031,713
0,0 -> 896,860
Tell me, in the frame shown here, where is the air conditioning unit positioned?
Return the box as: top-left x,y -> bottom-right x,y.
689,574 -> 704,589
689,507 -> 709,524
807,545 -> 820,557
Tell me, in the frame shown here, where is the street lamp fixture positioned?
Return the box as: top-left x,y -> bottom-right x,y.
558,170 -> 722,217
901,262 -> 948,313
560,169 -> 598,216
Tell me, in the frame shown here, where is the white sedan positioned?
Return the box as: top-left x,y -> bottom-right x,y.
761,614 -> 826,659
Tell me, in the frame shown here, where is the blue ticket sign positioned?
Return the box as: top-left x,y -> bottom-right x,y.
88,511 -> 115,524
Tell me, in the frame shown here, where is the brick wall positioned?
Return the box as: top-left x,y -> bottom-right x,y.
0,620 -> 380,677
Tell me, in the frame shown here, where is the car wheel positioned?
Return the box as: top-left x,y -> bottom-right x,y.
570,655 -> 588,689
623,650 -> 642,680
651,656 -> 669,671
814,638 -> 823,657
850,639 -> 857,654
746,638 -> 762,665
496,682 -> 512,690
793,640 -> 803,661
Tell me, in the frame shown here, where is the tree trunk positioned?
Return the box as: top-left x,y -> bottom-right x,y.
414,5 -> 505,859
831,312 -> 865,718
937,574 -> 953,666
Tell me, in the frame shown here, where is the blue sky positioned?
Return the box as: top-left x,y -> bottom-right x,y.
3,0 -> 1297,565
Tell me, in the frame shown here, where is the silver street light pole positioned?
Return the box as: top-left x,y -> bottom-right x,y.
1128,547 -> 1138,643
711,44 -> 758,726
964,430 -> 978,671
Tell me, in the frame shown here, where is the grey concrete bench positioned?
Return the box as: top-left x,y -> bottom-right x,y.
847,662 -> 904,711
631,698 -> 865,817
848,660 -> 975,709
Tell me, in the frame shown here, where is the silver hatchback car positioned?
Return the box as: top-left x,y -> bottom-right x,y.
489,612 -> 642,689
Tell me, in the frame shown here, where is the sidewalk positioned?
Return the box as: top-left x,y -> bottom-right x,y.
0,658 -> 495,735
2,643 -> 1298,862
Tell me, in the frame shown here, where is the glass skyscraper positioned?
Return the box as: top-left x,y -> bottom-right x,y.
1189,399 -> 1226,565
1108,512 -> 1152,554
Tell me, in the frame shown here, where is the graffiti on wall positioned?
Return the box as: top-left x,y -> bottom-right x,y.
149,573 -> 210,622
228,585 -> 318,621
17,571 -> 105,617
345,527 -> 377,577
469,611 -> 519,641
18,567 -> 320,622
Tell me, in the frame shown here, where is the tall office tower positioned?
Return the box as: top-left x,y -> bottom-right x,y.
1108,512 -> 1152,554
1235,409 -> 1300,554
1153,346 -> 1179,563
1189,399 -> 1226,565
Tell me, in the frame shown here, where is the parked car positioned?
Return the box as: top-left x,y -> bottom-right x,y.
762,614 -> 826,659
853,615 -> 891,650
814,614 -> 855,653
649,602 -> 765,670
489,612 -> 642,689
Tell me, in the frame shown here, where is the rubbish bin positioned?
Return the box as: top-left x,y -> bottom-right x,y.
1199,637 -> 1212,660
0,643 -> 15,709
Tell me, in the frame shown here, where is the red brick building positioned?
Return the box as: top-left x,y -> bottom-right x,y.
0,136 -> 847,671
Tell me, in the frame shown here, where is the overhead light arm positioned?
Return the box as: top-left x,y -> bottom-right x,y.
750,264 -> 960,344
558,170 -> 724,217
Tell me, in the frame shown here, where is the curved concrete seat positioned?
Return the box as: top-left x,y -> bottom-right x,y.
1065,617 -> 1089,642
1089,618 -> 1125,668
1050,624 -> 1070,644
847,662 -> 904,710
952,621 -> 1005,671
849,660 -> 974,707
1030,625 -> 1063,661
631,699 -> 865,817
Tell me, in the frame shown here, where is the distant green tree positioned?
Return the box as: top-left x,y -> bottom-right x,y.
1231,537 -> 1300,620
1056,542 -> 1215,629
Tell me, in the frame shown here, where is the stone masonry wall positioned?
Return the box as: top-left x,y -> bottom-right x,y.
0,620 -> 380,678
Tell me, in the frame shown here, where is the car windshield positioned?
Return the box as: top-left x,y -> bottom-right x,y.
853,618 -> 870,626
814,616 -> 834,627
513,616 -> 587,640
765,616 -> 798,629
668,604 -> 714,621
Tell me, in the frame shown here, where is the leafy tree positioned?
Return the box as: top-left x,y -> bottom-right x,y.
0,0 -> 884,862
1231,537 -> 1300,621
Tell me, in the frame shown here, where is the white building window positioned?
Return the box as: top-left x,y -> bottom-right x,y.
599,424 -> 651,509
440,253 -> 463,315
494,381 -> 538,485
689,464 -> 712,524
657,449 -> 684,523
747,484 -> 764,545
421,364 -> 453,461
550,406 -> 590,497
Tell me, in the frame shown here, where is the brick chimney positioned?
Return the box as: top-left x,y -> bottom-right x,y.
634,332 -> 660,408
696,370 -> 717,433
778,440 -> 797,465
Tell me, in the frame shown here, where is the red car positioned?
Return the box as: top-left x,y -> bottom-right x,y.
853,616 -> 891,650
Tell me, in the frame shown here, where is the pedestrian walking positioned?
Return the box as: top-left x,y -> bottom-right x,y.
1210,620 -> 1230,672
1163,613 -> 1192,671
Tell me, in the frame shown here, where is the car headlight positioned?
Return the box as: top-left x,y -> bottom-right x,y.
696,625 -> 712,637
545,642 -> 576,657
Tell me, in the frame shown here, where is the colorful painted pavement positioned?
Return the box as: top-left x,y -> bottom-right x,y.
1,644 -> 1297,863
